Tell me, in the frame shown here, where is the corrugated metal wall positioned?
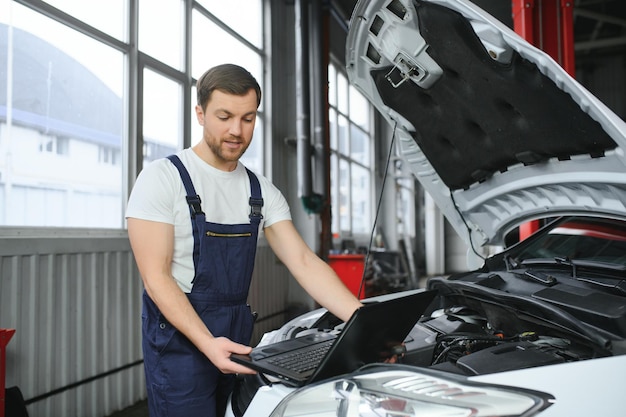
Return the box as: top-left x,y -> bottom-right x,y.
0,234 -> 292,417
247,245 -> 293,345
0,234 -> 144,416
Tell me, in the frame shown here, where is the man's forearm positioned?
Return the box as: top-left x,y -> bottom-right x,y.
144,274 -> 215,348
292,256 -> 363,322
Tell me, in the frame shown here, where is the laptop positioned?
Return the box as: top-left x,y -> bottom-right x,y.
230,289 -> 437,387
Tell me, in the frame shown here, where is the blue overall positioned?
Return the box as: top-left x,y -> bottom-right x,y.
142,155 -> 263,417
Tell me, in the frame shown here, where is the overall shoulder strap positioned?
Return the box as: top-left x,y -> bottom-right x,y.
245,168 -> 264,222
167,155 -> 204,217
167,154 -> 204,276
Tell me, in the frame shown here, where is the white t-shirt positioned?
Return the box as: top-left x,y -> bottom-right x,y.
126,148 -> 292,292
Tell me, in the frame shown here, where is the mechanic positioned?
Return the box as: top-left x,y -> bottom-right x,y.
126,63 -> 363,417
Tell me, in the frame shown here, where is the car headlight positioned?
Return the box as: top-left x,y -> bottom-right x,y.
269,365 -> 554,417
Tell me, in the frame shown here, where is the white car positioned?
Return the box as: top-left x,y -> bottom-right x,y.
227,0 -> 626,416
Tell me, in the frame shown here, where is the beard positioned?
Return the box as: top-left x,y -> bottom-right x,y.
206,135 -> 251,163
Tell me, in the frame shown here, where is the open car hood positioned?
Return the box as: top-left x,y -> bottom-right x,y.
346,0 -> 626,249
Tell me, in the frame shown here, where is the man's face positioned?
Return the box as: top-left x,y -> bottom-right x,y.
195,89 -> 258,170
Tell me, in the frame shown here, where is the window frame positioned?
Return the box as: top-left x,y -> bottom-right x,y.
328,58 -> 375,242
1,0 -> 267,232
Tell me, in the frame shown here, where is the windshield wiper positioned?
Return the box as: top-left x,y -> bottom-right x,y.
520,256 -> 626,278
523,269 -> 557,286
555,257 -> 579,278
503,254 -> 521,271
555,256 -> 626,278
519,256 -> 626,294
576,276 -> 626,295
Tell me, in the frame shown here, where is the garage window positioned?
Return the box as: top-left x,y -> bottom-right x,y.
0,0 -> 265,228
328,61 -> 374,239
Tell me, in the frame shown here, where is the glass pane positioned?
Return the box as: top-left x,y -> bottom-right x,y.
351,164 -> 371,234
42,0 -> 127,41
328,63 -> 337,107
350,124 -> 370,165
191,84 -> 198,144
1,4 -> 125,228
338,114 -> 349,155
349,85 -> 370,131
329,108 -> 337,150
192,11 -> 263,107
330,153 -> 339,238
397,176 -> 415,238
339,159 -> 350,233
337,71 -> 349,115
196,0 -> 263,48
139,0 -> 184,70
143,69 -> 182,165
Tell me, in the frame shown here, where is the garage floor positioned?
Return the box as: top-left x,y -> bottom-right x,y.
107,400 -> 148,417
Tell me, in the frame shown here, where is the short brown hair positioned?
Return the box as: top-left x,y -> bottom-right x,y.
196,64 -> 262,110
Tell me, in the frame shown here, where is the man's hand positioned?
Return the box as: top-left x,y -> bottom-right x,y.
382,343 -> 406,364
203,337 -> 257,374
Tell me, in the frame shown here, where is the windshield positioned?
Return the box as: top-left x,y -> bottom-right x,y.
510,217 -> 626,267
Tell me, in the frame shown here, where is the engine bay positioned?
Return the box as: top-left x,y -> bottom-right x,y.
231,275 -> 624,416
297,293 -> 602,378
404,303 -> 595,376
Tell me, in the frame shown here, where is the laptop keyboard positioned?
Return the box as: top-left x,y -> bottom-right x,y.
267,338 -> 335,374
